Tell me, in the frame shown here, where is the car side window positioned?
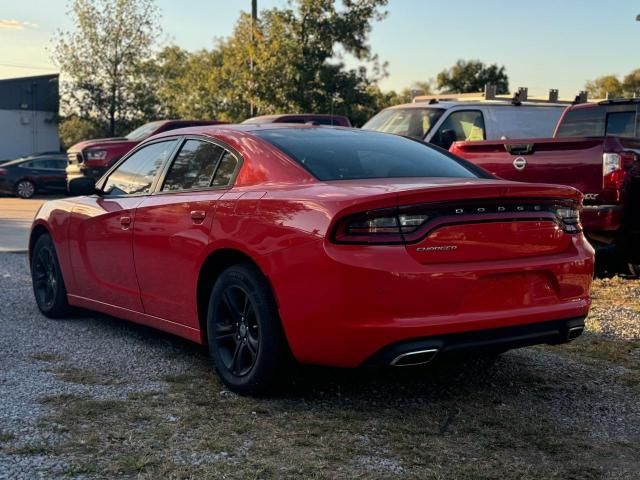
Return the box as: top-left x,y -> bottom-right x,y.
31,159 -> 58,169
162,140 -> 224,191
103,140 -> 177,196
606,111 -> 636,137
433,110 -> 485,149
211,151 -> 239,187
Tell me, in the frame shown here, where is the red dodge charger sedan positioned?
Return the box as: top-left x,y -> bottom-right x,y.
29,125 -> 594,394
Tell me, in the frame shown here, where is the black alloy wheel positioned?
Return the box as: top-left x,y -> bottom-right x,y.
207,264 -> 291,395
214,285 -> 260,376
31,234 -> 71,318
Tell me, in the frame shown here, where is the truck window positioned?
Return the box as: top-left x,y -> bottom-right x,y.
432,110 -> 485,149
555,107 -> 605,137
362,108 -> 445,139
606,111 -> 636,137
490,106 -> 564,138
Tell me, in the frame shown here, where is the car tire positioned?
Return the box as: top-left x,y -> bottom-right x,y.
207,263 -> 291,395
15,179 -> 36,199
31,234 -> 72,318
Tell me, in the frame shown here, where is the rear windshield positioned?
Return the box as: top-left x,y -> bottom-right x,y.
556,105 -> 637,138
362,107 -> 445,139
126,121 -> 164,141
253,128 -> 481,181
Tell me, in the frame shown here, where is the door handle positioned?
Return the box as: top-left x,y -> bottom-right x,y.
190,210 -> 206,223
120,215 -> 132,229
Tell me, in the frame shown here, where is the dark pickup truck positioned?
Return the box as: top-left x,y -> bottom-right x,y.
450,99 -> 640,275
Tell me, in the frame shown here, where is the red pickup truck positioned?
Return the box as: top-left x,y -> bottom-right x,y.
450,99 -> 640,275
66,119 -> 224,181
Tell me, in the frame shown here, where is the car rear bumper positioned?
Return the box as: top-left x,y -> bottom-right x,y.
363,317 -> 585,366
264,235 -> 594,368
582,204 -> 622,232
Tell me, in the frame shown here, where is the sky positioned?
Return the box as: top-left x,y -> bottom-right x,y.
1,0 -> 639,98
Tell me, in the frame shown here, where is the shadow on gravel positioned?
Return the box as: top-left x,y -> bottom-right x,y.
69,308 -> 532,404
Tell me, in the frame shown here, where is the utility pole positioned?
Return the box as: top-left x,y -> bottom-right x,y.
249,0 -> 258,116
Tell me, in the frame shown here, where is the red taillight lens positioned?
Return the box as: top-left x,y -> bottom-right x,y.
0,168 -> 7,176
332,209 -> 429,244
602,152 -> 633,191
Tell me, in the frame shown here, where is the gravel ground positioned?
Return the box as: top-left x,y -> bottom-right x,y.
0,252 -> 639,479
0,253 -> 205,479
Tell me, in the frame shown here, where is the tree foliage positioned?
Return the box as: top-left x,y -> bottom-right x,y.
59,115 -> 107,149
52,0 -> 161,136
54,0 -> 400,135
585,69 -> 640,99
213,0 -> 390,125
585,75 -> 624,99
436,59 -> 509,94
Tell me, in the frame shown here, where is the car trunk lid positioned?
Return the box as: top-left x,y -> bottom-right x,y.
393,181 -> 579,265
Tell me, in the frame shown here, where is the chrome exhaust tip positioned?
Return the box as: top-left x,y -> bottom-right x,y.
567,326 -> 584,341
390,348 -> 439,367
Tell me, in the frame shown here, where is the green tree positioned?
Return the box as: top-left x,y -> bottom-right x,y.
59,115 -> 107,149
622,69 -> 640,97
585,74 -> 624,99
138,46 -> 227,121
211,0 -> 389,125
52,0 -> 161,136
436,59 -> 509,94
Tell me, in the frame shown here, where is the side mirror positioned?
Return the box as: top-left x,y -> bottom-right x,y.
436,129 -> 457,150
68,176 -> 96,196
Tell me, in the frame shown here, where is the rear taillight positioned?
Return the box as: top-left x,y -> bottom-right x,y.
551,205 -> 582,233
603,152 -> 633,191
0,168 -> 6,176
332,209 -> 429,244
332,199 -> 583,244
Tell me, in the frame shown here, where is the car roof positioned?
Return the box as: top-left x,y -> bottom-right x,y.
387,100 -> 568,110
150,123 -> 352,139
1,154 -> 66,166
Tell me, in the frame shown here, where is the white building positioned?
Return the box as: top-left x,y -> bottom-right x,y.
0,74 -> 60,161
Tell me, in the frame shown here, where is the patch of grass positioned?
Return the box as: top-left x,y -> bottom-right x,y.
6,443 -> 56,456
15,360 -> 637,480
49,366 -> 127,385
30,352 -> 66,362
0,431 -> 15,444
553,335 -> 640,370
108,452 -> 159,476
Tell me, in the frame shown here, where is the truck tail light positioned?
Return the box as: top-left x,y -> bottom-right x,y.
0,168 -> 6,176
602,152 -> 633,191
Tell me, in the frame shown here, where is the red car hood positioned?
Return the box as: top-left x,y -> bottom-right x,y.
68,137 -> 137,152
